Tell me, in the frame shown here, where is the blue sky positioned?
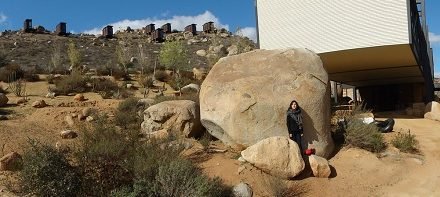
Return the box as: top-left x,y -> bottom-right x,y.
0,0 -> 439,76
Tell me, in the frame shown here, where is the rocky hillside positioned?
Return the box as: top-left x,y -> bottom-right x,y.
0,29 -> 256,74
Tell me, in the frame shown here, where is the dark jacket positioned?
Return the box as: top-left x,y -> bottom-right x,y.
287,108 -> 303,135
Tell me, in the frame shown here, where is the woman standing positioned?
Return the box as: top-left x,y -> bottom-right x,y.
287,100 -> 304,151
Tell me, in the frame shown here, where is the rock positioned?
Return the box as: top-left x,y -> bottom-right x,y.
126,83 -> 133,89
64,115 -> 75,126
137,98 -> 155,107
192,67 -> 207,81
309,155 -> 331,178
212,44 -> 227,55
241,136 -> 305,179
45,92 -> 56,99
148,129 -> 170,139
183,31 -> 193,39
424,101 -> 440,121
16,98 -> 27,104
0,152 -> 22,171
238,156 -> 246,163
82,107 -> 92,117
200,48 -> 334,157
141,100 -> 203,138
0,93 -> 8,107
220,32 -> 230,38
60,130 -> 78,139
196,49 -> 207,57
233,182 -> 253,197
181,83 -> 200,93
227,45 -> 239,56
86,116 -> 94,122
32,100 -> 47,108
74,94 -> 85,101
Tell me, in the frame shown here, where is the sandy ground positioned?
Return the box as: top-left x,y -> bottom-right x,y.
1,80 -> 440,196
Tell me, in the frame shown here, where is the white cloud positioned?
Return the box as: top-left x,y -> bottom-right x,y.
0,12 -> 7,24
83,11 -> 229,35
235,27 -> 257,42
430,32 -> 440,45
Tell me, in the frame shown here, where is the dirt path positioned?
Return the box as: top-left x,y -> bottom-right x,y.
380,118 -> 440,196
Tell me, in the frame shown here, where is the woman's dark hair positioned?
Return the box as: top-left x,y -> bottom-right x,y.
288,100 -> 300,110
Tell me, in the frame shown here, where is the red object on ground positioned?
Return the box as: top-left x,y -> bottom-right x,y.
305,148 -> 315,156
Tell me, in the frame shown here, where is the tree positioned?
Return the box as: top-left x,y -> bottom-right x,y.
159,41 -> 188,74
67,40 -> 81,73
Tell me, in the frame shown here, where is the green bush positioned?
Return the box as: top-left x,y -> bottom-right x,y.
138,75 -> 154,88
344,119 -> 386,153
54,73 -> 90,95
91,78 -> 120,98
391,130 -> 418,153
20,139 -> 81,197
154,70 -> 169,82
76,116 -> 138,196
115,97 -> 143,129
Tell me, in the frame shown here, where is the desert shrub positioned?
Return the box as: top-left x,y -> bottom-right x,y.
8,78 -> 27,97
0,52 -> 8,68
0,64 -> 24,82
90,78 -> 120,99
168,75 -> 198,91
264,175 -> 307,197
46,74 -> 57,84
23,73 -> 40,82
53,73 -> 90,95
76,116 -> 138,196
138,75 -> 154,88
154,70 -> 169,82
344,119 -> 386,153
391,130 -> 418,153
20,139 -> 81,197
115,97 -> 143,129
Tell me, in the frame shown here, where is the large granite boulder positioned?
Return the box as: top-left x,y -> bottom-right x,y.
425,101 -> 440,121
241,136 -> 304,179
141,100 -> 203,138
200,48 -> 334,157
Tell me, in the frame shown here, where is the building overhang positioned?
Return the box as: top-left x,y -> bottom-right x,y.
319,44 -> 423,87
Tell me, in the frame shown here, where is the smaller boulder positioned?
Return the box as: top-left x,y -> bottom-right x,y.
233,182 -> 253,197
74,94 -> 85,101
196,50 -> 207,57
424,101 -> 440,121
86,116 -> 94,122
16,98 -> 27,104
181,83 -> 200,93
60,130 -> 78,139
308,155 -> 331,178
227,45 -> 239,56
45,92 -> 56,99
0,93 -> 8,107
32,100 -> 47,108
0,152 -> 22,171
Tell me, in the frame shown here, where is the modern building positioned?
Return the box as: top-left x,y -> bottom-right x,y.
256,0 -> 434,111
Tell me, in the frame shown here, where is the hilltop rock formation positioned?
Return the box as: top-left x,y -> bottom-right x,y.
200,48 -> 334,157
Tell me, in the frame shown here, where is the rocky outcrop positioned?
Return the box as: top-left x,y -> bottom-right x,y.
141,100 -> 203,138
0,93 -> 8,107
425,101 -> 440,121
200,48 -> 334,157
308,155 -> 331,178
74,94 -> 85,101
60,130 -> 78,139
241,136 -> 304,179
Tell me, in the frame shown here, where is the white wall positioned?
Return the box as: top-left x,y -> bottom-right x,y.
257,0 -> 410,53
